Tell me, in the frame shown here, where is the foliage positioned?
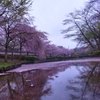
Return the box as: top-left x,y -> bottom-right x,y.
0,0 -> 71,62
0,0 -> 33,62
0,0 -> 49,61
91,51 -> 100,57
21,56 -> 38,61
62,0 -> 100,52
44,43 -> 68,58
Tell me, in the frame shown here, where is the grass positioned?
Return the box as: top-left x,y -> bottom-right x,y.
0,58 -> 27,69
0,63 -> 12,68
0,59 -> 27,72
0,54 -> 37,72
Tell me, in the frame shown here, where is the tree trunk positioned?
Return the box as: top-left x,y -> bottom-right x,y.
27,52 -> 29,56
19,43 -> 22,61
11,49 -> 14,61
5,32 -> 10,62
11,42 -> 15,61
5,44 -> 8,62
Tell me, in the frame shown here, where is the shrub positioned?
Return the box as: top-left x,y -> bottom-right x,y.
21,56 -> 38,61
92,51 -> 100,57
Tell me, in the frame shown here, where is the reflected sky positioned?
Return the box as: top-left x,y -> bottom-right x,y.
41,66 -> 80,100
0,62 -> 100,100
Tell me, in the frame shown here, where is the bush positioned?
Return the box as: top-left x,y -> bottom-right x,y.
92,51 -> 100,57
21,56 -> 38,62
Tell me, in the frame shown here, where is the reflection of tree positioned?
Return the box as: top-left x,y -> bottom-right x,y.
0,66 -> 69,100
20,70 -> 52,100
67,62 -> 100,100
0,70 -> 52,100
0,63 -> 70,100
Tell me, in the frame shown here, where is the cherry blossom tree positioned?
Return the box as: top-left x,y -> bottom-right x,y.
0,0 -> 32,62
11,23 -> 48,60
44,43 -> 68,59
22,31 -> 47,59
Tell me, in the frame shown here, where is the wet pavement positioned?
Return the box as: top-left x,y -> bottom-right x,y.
0,59 -> 100,100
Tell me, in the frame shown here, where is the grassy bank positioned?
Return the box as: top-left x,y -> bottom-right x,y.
0,58 -> 27,72
0,56 -> 38,72
0,63 -> 12,68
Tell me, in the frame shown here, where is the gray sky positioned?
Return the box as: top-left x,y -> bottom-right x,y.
30,0 -> 88,49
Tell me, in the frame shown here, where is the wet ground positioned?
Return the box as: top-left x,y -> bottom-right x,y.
0,58 -> 100,100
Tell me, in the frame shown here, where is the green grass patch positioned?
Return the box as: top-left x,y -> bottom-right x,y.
0,63 -> 12,68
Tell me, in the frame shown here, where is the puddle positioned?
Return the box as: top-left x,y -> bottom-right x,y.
0,62 -> 100,100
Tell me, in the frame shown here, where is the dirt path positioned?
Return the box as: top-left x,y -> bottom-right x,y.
7,58 -> 100,73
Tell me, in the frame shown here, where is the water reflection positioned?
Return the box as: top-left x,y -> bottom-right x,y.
0,62 -> 100,100
67,62 -> 100,100
0,70 -> 51,100
0,64 -> 70,100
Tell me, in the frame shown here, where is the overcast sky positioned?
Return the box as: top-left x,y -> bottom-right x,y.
30,0 -> 88,49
